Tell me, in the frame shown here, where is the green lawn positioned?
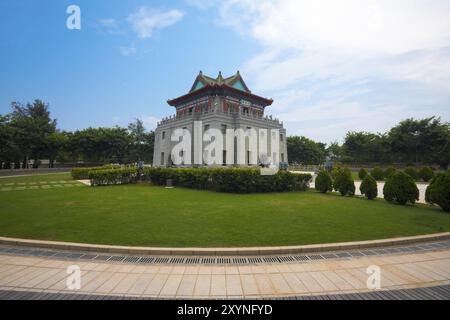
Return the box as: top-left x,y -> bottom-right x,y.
0,172 -> 72,184
0,174 -> 449,247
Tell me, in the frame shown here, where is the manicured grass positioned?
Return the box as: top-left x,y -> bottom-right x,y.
0,174 -> 449,247
0,173 -> 72,185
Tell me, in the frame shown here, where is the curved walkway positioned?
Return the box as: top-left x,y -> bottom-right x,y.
1,246 -> 449,299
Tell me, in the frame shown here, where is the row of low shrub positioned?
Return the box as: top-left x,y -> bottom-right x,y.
357,166 -> 435,182
88,168 -> 138,186
143,168 -> 312,194
71,164 -> 123,179
317,168 -> 450,212
318,168 -> 357,196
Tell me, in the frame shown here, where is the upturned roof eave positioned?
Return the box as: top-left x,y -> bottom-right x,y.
167,84 -> 273,107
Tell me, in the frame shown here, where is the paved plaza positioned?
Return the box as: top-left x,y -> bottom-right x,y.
1,247 -> 449,299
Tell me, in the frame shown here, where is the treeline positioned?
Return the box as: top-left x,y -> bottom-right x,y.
0,100 -> 154,168
1,100 -> 449,169
288,117 -> 450,169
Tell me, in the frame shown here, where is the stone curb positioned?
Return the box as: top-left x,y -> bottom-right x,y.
1,232 -> 450,256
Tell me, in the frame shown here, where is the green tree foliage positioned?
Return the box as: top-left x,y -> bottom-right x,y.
333,168 -> 355,196
342,132 -> 388,163
326,141 -> 343,162
383,172 -> 419,205
419,167 -> 434,182
315,171 -> 333,193
127,119 -> 154,163
1,102 -> 157,167
287,136 -> 327,164
360,175 -> 378,200
370,167 -> 385,181
404,166 -> 418,180
384,166 -> 397,179
9,100 -> 57,168
387,117 -> 449,169
358,168 -> 368,180
425,172 -> 450,212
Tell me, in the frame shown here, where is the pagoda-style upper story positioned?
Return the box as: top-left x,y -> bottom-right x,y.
167,71 -> 273,118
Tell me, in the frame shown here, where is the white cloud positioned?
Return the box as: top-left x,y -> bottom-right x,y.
196,0 -> 450,142
141,116 -> 160,130
127,7 -> 184,39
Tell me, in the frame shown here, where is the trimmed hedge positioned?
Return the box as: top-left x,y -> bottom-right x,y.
425,171 -> 450,212
89,168 -> 138,186
404,166 -> 418,180
383,171 -> 419,205
71,164 -> 122,179
315,171 -> 333,193
370,167 -> 384,181
419,167 -> 434,182
358,168 -> 368,180
333,168 -> 355,196
143,168 -> 312,194
360,174 -> 378,200
384,167 -> 397,179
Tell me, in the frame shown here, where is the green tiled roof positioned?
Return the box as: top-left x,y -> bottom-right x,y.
189,71 -> 251,93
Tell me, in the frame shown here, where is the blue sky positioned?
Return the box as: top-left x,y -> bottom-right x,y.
0,0 -> 449,143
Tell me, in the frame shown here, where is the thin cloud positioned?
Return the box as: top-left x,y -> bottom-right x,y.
119,46 -> 137,56
127,7 -> 184,39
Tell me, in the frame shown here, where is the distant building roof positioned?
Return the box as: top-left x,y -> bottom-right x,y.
189,71 -> 251,93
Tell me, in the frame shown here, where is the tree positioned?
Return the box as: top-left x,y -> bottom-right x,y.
342,132 -> 388,163
419,167 -> 434,182
315,171 -> 333,193
287,136 -> 327,164
383,172 -> 419,205
360,175 -> 378,200
387,117 -> 449,168
8,100 -> 57,168
384,166 -> 396,179
326,141 -> 343,162
127,119 -> 154,163
404,166 -> 418,180
46,132 -> 68,168
0,114 -> 20,169
358,168 -> 368,180
370,167 -> 384,181
69,127 -> 132,163
333,168 -> 355,196
425,172 -> 450,212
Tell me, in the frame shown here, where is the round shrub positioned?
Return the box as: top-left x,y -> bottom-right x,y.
384,166 -> 396,179
425,172 -> 450,212
370,167 -> 384,181
360,174 -> 378,200
404,166 -> 418,180
315,171 -> 333,193
419,167 -> 434,182
383,171 -> 419,205
358,168 -> 368,180
333,169 -> 355,196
